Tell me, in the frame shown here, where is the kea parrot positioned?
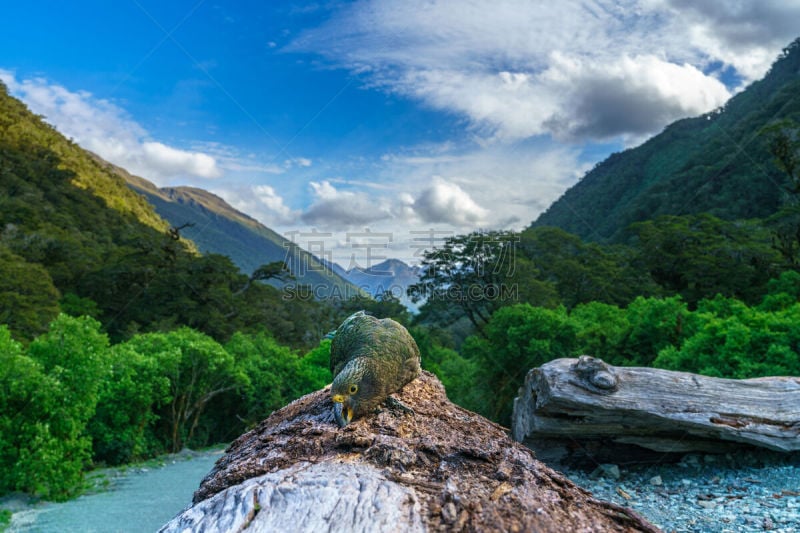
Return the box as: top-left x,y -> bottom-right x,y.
329,311 -> 421,427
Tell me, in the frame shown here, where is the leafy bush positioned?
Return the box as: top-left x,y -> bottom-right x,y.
570,301 -> 630,364
0,326 -> 49,494
461,304 -> 576,424
222,333 -> 330,432
121,328 -> 244,452
88,343 -> 170,465
13,315 -> 110,499
620,296 -> 693,365
759,270 -> 800,311
654,297 -> 800,378
297,339 -> 333,391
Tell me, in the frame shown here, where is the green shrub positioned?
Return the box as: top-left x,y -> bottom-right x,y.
462,304 -> 575,424
88,343 -> 170,465
15,315 -> 110,499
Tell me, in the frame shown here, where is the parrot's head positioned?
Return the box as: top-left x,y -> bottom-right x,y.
331,359 -> 377,427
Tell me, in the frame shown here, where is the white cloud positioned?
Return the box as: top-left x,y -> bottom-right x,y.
142,142 -> 221,178
253,185 -> 296,220
412,179 -> 489,226
264,141 -> 586,264
286,157 -> 313,168
301,180 -> 395,229
214,184 -> 300,227
0,69 -> 222,185
378,141 -> 584,224
291,0 -> 798,142
659,0 -> 800,81
293,140 -> 581,234
541,54 -> 731,140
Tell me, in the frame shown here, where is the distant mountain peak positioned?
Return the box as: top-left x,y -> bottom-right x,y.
339,258 -> 421,312
347,258 -> 418,276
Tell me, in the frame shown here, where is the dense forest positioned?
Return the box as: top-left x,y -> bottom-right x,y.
2,39 -> 800,503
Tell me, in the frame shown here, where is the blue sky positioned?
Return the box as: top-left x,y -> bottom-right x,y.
2,1 -> 799,265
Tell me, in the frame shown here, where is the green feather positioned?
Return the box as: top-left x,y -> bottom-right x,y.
329,311 -> 421,425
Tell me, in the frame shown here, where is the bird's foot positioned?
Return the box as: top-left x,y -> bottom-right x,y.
383,396 -> 415,416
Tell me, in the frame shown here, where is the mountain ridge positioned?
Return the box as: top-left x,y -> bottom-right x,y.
532,37 -> 800,242
102,158 -> 364,297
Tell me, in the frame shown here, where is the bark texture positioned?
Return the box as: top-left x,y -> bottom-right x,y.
513,356 -> 800,464
162,371 -> 658,532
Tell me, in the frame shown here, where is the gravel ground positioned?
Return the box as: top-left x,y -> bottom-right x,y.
561,451 -> 800,533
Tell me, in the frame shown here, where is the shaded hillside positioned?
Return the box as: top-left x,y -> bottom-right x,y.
0,80 -> 188,338
0,81 -> 338,346
109,163 -> 363,298
534,38 -> 800,242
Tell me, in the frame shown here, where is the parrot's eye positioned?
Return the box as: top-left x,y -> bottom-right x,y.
349,384 -> 358,394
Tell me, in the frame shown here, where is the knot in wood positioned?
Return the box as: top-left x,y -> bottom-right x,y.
572,356 -> 619,392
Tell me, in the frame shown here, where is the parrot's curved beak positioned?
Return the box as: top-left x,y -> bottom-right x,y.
332,396 -> 353,427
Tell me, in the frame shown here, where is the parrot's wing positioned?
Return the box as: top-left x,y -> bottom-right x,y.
329,311 -> 371,377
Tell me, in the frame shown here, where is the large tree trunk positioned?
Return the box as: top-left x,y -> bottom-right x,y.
160,372 -> 658,532
512,356 -> 800,465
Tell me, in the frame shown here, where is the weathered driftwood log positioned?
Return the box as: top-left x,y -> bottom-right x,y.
160,371 -> 658,532
512,356 -> 800,464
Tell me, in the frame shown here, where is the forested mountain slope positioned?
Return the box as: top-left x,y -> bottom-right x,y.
110,160 -> 362,296
533,38 -> 800,242
0,81 -> 337,345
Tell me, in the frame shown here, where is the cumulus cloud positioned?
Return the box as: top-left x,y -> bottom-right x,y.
141,142 -> 221,178
660,0 -> 800,81
253,185 -> 296,221
214,184 -> 300,227
290,0 -> 798,142
301,180 -> 394,229
0,70 -> 221,184
542,54 -> 731,140
412,179 -> 489,226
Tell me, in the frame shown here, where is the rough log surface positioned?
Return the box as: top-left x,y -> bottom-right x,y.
162,371 -> 658,532
513,356 -> 800,462
160,462 -> 424,532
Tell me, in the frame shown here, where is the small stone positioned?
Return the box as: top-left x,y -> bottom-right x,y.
762,516 -> 774,530
591,464 -> 620,480
495,467 -> 510,481
649,476 -> 662,486
698,500 -> 717,510
441,502 -> 457,523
